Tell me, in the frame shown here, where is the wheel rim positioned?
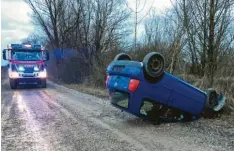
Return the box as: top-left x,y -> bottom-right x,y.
148,56 -> 163,73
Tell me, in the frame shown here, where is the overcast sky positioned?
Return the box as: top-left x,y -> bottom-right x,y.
1,0 -> 171,66
1,0 -> 34,65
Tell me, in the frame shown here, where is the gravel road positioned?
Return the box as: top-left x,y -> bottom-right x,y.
1,77 -> 234,151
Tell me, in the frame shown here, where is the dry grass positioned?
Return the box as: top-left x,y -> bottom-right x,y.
214,77 -> 234,112
64,84 -> 108,98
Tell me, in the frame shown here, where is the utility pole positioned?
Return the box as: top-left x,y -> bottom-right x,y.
126,0 -> 153,51
134,0 -> 138,51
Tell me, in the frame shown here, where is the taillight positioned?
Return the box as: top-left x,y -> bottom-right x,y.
106,75 -> 110,85
128,79 -> 140,92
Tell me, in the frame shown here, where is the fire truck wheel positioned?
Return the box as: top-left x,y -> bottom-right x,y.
9,79 -> 17,89
41,80 -> 47,88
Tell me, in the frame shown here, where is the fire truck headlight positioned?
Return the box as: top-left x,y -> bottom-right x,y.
11,71 -> 19,78
39,70 -> 47,78
34,66 -> 39,71
18,66 -> 25,72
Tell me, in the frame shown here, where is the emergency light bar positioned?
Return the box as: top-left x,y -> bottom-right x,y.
24,44 -> 31,48
7,45 -> 12,49
7,44 -> 44,50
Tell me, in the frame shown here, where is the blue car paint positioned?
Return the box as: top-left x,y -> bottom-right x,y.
106,60 -> 208,119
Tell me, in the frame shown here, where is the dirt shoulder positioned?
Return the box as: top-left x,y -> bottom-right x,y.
63,84 -> 108,98
55,81 -> 234,150
62,82 -> 234,124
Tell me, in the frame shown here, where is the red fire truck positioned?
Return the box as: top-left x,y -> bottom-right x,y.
2,43 -> 49,89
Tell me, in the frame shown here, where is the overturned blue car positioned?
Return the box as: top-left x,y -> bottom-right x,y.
106,52 -> 226,124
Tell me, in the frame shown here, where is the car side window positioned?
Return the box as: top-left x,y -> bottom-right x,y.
140,99 -> 163,119
140,100 -> 154,116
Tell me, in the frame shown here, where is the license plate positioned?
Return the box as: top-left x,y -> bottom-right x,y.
22,73 -> 34,77
112,65 -> 125,71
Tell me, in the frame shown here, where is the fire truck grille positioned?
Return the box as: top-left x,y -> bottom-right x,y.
24,67 -> 34,73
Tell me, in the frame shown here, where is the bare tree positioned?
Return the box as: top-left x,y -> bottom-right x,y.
172,0 -> 234,86
25,0 -> 130,84
22,33 -> 47,45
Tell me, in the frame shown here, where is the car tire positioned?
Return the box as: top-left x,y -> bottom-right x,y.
10,79 -> 17,89
41,80 -> 47,88
204,88 -> 218,109
143,52 -> 165,83
114,53 -> 132,61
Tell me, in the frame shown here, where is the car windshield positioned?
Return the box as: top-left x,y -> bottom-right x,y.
11,50 -> 42,61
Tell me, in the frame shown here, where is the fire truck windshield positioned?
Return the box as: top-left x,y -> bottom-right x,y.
12,50 -> 42,61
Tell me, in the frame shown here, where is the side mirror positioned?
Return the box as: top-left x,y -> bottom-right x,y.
2,49 -> 7,60
44,50 -> 49,61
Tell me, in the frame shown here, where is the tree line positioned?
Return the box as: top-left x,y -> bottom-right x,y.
24,0 -> 234,88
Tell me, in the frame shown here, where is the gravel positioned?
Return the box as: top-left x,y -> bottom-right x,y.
1,79 -> 234,151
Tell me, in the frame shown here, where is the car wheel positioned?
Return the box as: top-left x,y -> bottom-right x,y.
10,79 -> 17,89
204,88 -> 218,109
114,53 -> 132,61
41,80 -> 47,88
143,52 -> 165,83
